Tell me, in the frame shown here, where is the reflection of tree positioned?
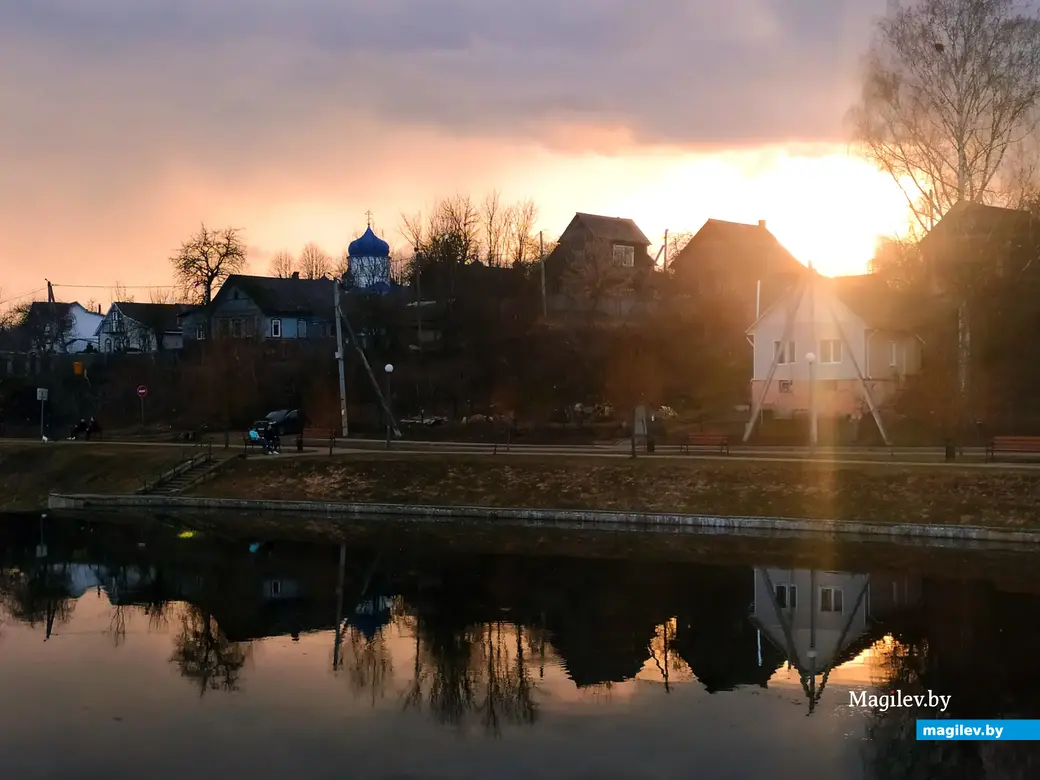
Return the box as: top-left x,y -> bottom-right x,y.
647,619 -> 693,692
0,563 -> 76,636
108,604 -> 128,647
402,615 -> 538,735
170,606 -> 250,696
341,625 -> 394,706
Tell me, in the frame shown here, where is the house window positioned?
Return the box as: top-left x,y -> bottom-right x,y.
271,318 -> 282,338
774,583 -> 797,609
889,341 -> 898,367
779,380 -> 793,394
820,587 -> 843,613
612,244 -> 635,268
195,323 -> 206,340
219,319 -> 230,338
819,339 -> 842,364
231,319 -> 242,338
297,319 -> 307,338
104,338 -> 112,353
270,580 -> 281,597
245,318 -> 256,338
774,340 -> 795,364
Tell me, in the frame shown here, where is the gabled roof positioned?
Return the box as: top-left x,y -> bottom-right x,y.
212,274 -> 335,317
919,200 -> 1040,251
564,212 -> 651,246
112,302 -> 185,333
746,269 -> 914,333
669,218 -> 804,276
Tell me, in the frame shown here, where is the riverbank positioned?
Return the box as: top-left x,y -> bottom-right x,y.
185,452 -> 1040,529
0,442 -> 188,512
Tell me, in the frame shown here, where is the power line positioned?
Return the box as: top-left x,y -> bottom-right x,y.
0,286 -> 46,306
52,283 -> 178,290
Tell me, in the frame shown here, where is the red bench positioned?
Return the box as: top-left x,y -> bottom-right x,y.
679,433 -> 730,455
986,435 -> 1040,462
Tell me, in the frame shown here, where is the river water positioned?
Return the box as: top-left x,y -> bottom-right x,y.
2,513 -> 1039,779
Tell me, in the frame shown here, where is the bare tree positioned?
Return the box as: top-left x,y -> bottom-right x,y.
170,224 -> 248,305
481,191 -> 508,266
149,287 -> 173,304
335,248 -> 350,280
112,282 -> 134,303
505,199 -> 540,265
298,242 -> 331,279
269,249 -> 296,278
664,231 -> 694,267
849,0 -> 1040,229
12,300 -> 74,353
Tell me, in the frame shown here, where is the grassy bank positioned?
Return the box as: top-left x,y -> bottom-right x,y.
190,452 -> 1040,529
0,442 -> 189,512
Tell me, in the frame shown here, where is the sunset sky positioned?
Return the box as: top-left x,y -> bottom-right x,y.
0,0 -> 910,309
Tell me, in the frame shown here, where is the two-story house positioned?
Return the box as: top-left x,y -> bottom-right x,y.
181,273 -> 337,344
21,301 -> 104,354
543,212 -> 653,317
746,270 -> 921,419
668,218 -> 805,325
96,302 -> 186,353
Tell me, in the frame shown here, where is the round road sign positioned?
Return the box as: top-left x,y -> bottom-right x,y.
137,385 -> 148,399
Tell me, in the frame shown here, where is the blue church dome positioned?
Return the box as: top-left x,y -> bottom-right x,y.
348,226 -> 390,258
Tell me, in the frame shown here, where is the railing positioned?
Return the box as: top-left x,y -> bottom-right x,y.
138,440 -> 213,493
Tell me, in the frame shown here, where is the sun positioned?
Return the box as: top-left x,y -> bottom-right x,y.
741,152 -> 912,277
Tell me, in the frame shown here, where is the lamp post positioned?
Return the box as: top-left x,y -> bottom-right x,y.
805,351 -> 817,451
384,363 -> 394,449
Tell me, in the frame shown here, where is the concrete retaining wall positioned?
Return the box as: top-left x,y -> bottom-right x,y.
45,492 -> 1040,544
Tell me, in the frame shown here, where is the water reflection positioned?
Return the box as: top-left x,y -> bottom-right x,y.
3,514 -> 1040,778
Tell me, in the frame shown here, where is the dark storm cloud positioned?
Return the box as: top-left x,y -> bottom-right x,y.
1,0 -> 886,151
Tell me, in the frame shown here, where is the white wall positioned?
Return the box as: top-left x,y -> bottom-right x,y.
67,304 -> 104,353
749,283 -> 867,383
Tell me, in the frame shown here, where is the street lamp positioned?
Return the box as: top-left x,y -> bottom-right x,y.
384,363 -> 394,449
805,352 -> 818,451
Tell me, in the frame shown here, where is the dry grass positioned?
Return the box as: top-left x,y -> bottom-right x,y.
191,452 -> 1040,528
0,442 -> 194,512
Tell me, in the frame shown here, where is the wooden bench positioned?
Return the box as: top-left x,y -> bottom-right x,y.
296,427 -> 337,454
986,435 -> 1040,462
679,433 -> 730,455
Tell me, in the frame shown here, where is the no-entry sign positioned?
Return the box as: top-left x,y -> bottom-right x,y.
137,385 -> 148,399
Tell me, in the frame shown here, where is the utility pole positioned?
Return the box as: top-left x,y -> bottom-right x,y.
333,280 -> 349,437
539,231 -> 547,318
662,229 -> 669,269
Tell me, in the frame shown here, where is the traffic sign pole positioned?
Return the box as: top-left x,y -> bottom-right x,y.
137,385 -> 149,426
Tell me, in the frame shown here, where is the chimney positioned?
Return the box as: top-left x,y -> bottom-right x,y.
291,271 -> 300,280
758,219 -> 767,229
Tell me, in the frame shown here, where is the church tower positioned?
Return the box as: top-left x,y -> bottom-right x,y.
346,213 -> 392,293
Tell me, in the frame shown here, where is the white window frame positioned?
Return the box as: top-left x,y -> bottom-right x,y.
819,339 -> 842,364
195,323 -> 206,340
612,244 -> 635,268
271,318 -> 282,338
774,340 -> 795,365
820,586 -> 843,613
889,341 -> 898,367
774,583 -> 797,609
778,380 -> 793,394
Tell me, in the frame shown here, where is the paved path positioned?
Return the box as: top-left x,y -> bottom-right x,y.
7,437 -> 1040,469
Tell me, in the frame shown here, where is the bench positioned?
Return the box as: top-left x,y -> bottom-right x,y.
986,435 -> 1040,462
679,433 -> 730,455
242,430 -> 266,453
296,427 -> 337,454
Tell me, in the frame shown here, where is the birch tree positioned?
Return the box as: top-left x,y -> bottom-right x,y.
298,242 -> 331,279
269,249 -> 296,278
849,0 -> 1040,229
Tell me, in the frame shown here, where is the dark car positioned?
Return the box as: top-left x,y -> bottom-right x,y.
251,409 -> 306,438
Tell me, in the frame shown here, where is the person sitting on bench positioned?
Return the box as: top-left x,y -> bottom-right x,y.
85,417 -> 101,440
68,419 -> 87,440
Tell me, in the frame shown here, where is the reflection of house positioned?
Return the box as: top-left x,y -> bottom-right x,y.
96,302 -> 186,353
670,566 -> 787,693
747,270 -> 922,418
750,568 -> 920,712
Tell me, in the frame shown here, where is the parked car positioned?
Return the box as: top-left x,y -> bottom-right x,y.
250,409 -> 306,438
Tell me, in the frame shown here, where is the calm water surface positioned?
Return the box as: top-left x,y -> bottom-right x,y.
2,513 -> 1040,779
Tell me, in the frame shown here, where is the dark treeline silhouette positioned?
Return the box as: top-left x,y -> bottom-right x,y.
4,514 -> 1040,751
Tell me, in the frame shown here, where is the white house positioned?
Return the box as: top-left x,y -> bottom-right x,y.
96,302 -> 185,353
22,301 -> 104,353
746,271 -> 922,418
